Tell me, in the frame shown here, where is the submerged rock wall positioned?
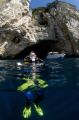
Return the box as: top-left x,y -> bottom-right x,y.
0,0 -> 79,58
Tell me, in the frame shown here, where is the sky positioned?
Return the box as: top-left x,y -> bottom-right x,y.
30,0 -> 79,10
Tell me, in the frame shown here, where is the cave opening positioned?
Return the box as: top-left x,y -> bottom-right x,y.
15,40 -> 61,59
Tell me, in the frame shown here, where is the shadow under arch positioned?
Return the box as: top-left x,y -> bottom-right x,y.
14,40 -> 61,59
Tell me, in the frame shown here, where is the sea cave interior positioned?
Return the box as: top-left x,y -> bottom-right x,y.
15,40 -> 61,59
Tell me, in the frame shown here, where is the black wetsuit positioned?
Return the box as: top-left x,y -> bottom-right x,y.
23,56 -> 44,64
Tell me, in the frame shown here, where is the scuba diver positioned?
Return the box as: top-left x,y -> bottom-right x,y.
16,51 -> 49,118
16,51 -> 50,67
22,90 -> 44,118
20,51 -> 45,74
17,57 -> 48,118
16,51 -> 44,66
22,90 -> 44,102
23,51 -> 44,64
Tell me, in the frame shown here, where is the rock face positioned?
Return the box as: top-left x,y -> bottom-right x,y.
0,0 -> 79,58
0,0 -> 35,58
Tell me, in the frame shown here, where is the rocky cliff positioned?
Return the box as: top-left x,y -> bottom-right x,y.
0,0 -> 79,58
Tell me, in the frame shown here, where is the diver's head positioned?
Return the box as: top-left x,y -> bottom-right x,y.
29,51 -> 36,61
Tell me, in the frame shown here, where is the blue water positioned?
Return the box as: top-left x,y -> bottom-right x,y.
0,58 -> 79,120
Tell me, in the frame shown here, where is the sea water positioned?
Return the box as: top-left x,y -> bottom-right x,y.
0,58 -> 79,120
